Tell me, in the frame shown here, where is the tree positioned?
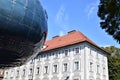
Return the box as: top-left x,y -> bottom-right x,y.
98,0 -> 120,43
108,55 -> 120,80
101,46 -> 120,55
102,46 -> 120,80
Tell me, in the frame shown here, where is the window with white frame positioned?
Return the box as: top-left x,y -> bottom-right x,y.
36,67 -> 40,75
52,52 -> 55,58
75,47 -> 80,54
30,59 -> 34,64
63,63 -> 68,72
16,70 -> 19,77
53,52 -> 57,59
11,69 -> 14,78
97,64 -> 100,74
44,66 -> 48,74
90,62 -> 93,72
73,78 -> 79,80
103,67 -> 105,75
54,51 -> 59,59
43,54 -> 46,60
29,68 -> 33,76
65,49 -> 68,56
41,55 -> 43,59
12,70 -> 14,77
59,51 -> 61,57
73,77 -> 81,80
5,72 -> 8,78
38,55 -> 41,61
89,48 -> 92,56
69,48 -> 71,52
55,53 -> 58,58
45,54 -> 49,60
74,61 -> 80,71
23,69 -> 26,76
53,64 -> 58,73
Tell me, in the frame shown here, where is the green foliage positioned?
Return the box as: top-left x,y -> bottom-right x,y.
102,46 -> 120,80
109,56 -> 120,80
102,46 -> 120,55
98,0 -> 120,43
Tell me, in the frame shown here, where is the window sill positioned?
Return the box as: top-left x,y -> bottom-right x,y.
89,71 -> 93,73
37,60 -> 41,63
36,74 -> 40,75
53,57 -> 59,60
96,73 -> 100,75
44,73 -> 49,75
52,72 -> 58,74
74,70 -> 81,72
74,53 -> 81,55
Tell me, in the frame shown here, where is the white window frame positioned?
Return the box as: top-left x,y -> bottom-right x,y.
74,61 -> 80,71
103,66 -> 106,75
23,69 -> 26,76
64,49 -> 69,56
16,70 -> 19,77
36,67 -> 40,75
44,66 -> 48,74
29,68 -> 33,76
53,51 -> 59,59
63,63 -> 68,72
53,64 -> 58,73
73,76 -> 81,80
75,47 -> 80,54
89,62 -> 93,72
97,64 -> 100,74
38,55 -> 41,61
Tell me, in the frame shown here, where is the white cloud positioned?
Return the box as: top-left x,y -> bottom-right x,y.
87,7 -> 95,19
55,5 -> 70,34
55,5 -> 65,24
85,0 -> 99,19
59,30 -> 64,36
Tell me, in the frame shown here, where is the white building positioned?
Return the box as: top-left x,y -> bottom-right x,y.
3,30 -> 109,80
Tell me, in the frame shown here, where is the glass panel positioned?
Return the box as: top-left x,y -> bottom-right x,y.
0,0 -> 12,17
16,0 -> 26,5
12,2 -> 25,22
23,9 -> 33,26
27,0 -> 35,11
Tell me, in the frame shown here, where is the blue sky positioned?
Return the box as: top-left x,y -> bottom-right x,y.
40,0 -> 120,48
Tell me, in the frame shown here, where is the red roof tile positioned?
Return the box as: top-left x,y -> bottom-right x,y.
42,30 -> 97,51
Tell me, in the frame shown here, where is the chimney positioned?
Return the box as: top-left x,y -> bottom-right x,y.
52,35 -> 59,39
68,30 -> 76,34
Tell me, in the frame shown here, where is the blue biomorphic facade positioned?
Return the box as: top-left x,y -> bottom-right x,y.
0,0 -> 48,67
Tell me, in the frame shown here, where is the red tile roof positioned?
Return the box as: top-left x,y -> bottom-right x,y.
41,30 -> 109,54
42,31 -> 93,50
